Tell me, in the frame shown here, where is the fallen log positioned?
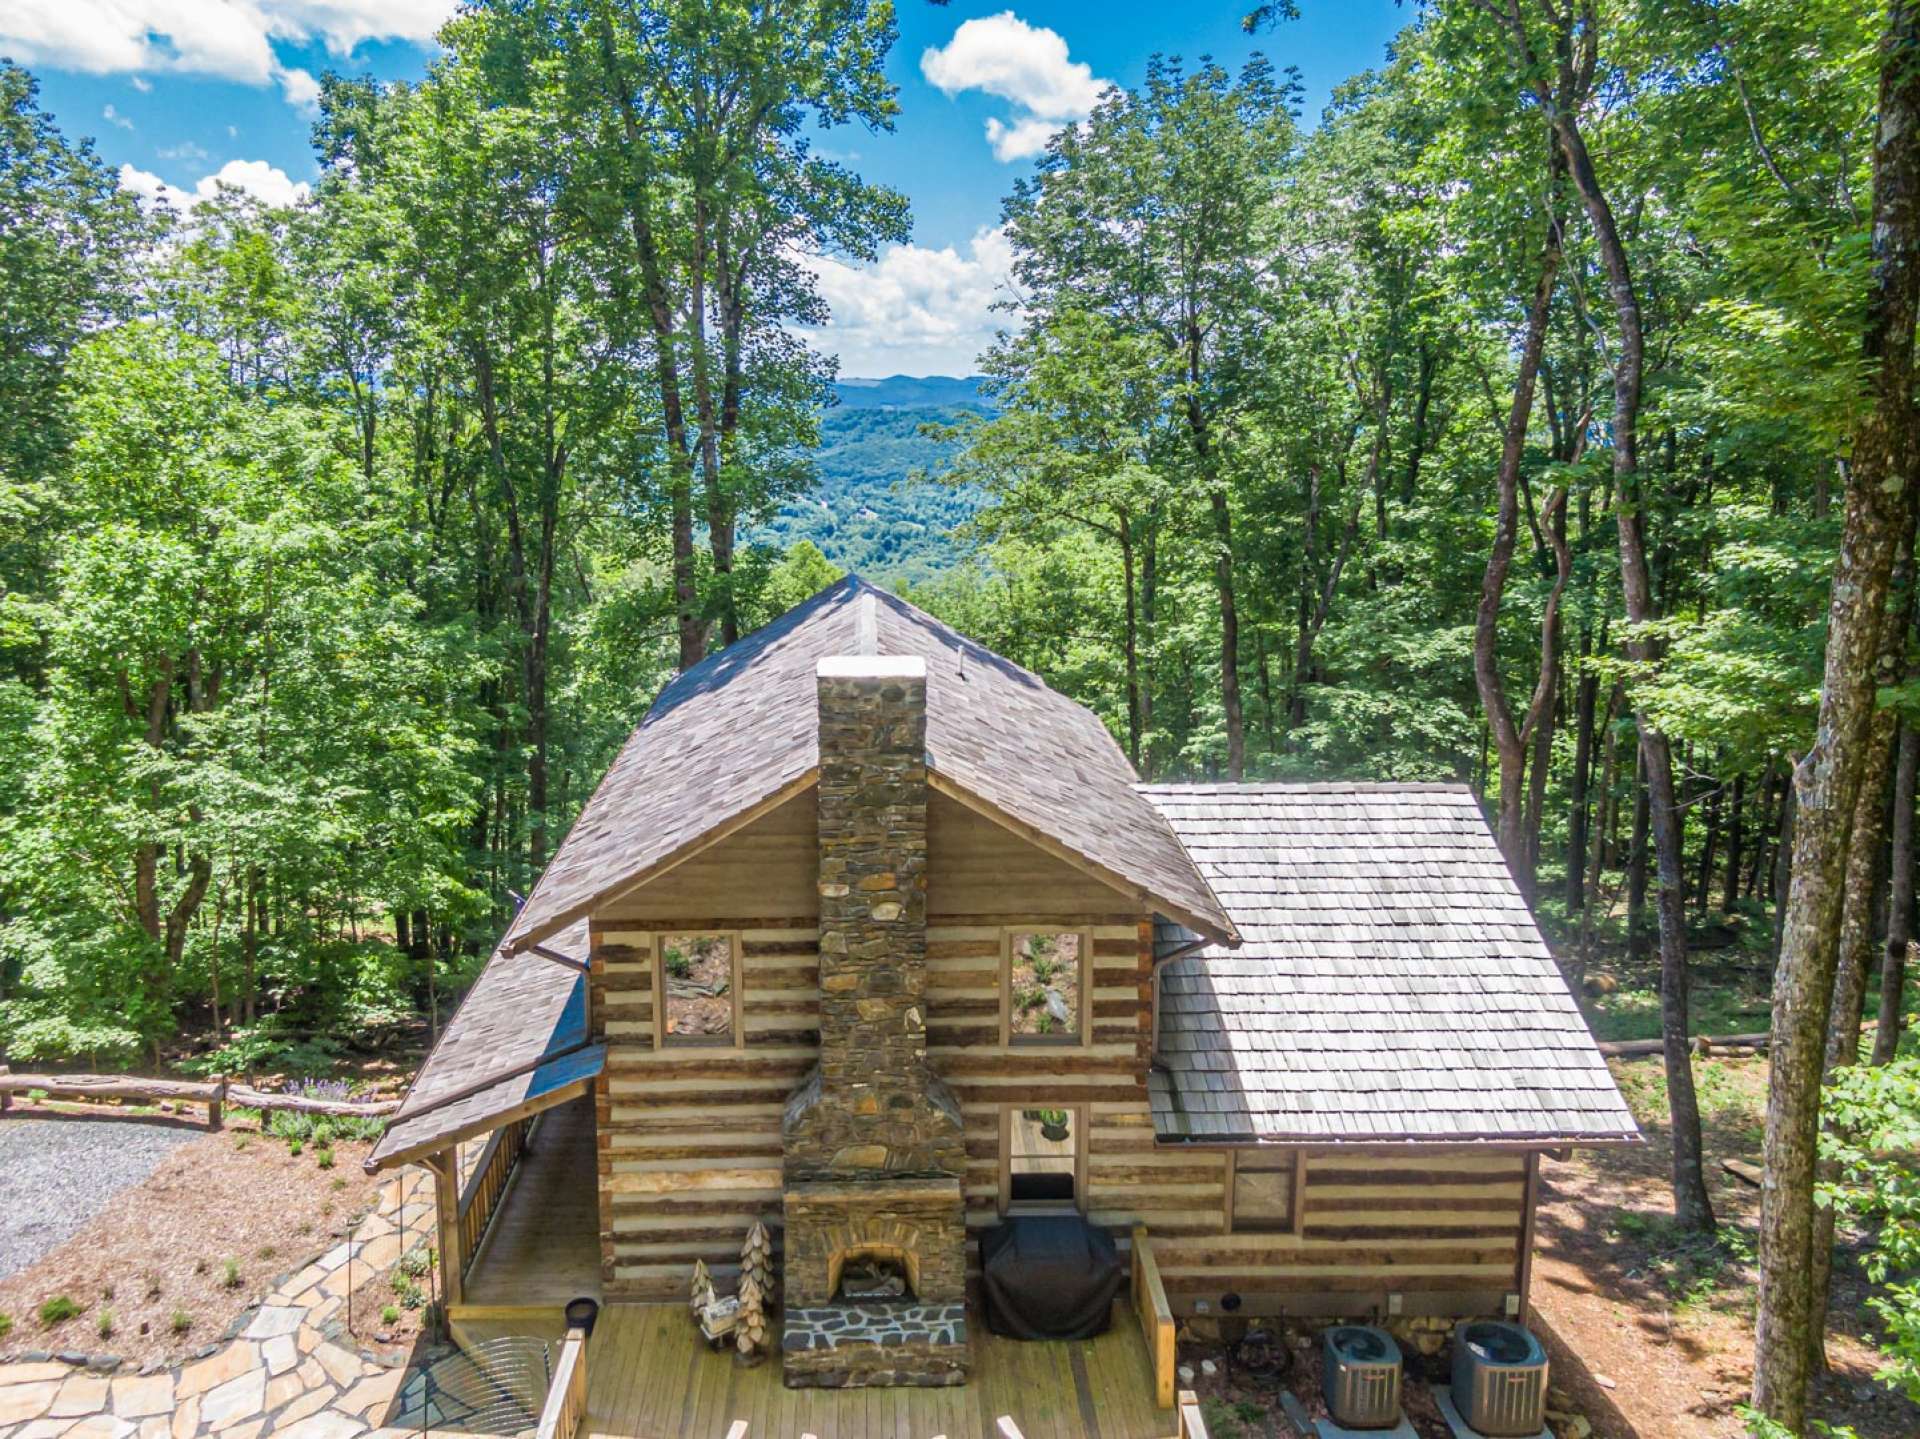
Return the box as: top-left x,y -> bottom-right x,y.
225,1084 -> 397,1118
1723,1158 -> 1763,1188
1595,1031 -> 1771,1058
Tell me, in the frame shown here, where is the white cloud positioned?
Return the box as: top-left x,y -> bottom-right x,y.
199,158 -> 310,206
0,0 -> 453,108
159,141 -> 210,162
117,163 -> 173,207
277,66 -> 321,112
102,103 -> 133,130
921,12 -> 1109,162
129,76 -> 151,92
983,116 -> 1059,163
118,157 -> 312,210
798,227 -> 1017,377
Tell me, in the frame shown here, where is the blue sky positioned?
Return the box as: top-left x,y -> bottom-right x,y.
6,2 -> 1407,375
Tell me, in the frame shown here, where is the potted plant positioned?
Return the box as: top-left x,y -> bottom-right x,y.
1036,1108 -> 1070,1143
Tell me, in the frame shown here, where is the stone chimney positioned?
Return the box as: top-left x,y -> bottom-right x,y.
782,653 -> 964,1181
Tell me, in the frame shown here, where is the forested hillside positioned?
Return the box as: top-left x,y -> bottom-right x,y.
1,1 -> 1918,1420
754,379 -> 989,584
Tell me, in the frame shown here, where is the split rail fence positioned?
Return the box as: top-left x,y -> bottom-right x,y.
0,1065 -> 397,1129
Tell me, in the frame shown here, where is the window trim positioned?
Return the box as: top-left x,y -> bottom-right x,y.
997,1101 -> 1089,1217
999,926 -> 1093,1049
1225,1149 -> 1307,1235
652,929 -> 745,1051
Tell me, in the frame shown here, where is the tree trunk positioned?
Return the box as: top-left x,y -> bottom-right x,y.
1873,723 -> 1920,1064
1755,4 -> 1920,1422
1696,764 -> 1723,917
1473,166 -> 1564,874
1807,484 -> 1919,1370
1567,628 -> 1599,912
1119,515 -> 1142,768
1722,771 -> 1747,913
595,12 -> 705,671
1552,104 -> 1714,1233
1773,781 -> 1797,960
1629,756 -> 1651,963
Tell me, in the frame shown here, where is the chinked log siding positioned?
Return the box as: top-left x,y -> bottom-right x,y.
586,794 -> 1529,1314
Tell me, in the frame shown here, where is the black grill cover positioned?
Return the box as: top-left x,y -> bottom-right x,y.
979,1216 -> 1123,1340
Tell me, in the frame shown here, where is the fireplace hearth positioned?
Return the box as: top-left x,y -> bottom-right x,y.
779,652 -> 971,1389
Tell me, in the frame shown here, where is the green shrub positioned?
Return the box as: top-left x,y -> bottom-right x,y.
38,1295 -> 79,1327
0,1313 -> 12,1339
170,1310 -> 192,1335
287,1139 -> 303,1157
381,1305 -> 400,1325
221,1259 -> 241,1290
315,1147 -> 335,1169
96,1308 -> 114,1339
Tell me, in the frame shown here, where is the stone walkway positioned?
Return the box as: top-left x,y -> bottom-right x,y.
0,1168 -> 455,1438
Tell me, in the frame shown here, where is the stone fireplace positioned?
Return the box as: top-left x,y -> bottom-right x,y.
780,653 -> 970,1389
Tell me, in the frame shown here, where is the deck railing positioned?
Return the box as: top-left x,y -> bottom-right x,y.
1131,1224 -> 1177,1409
535,1326 -> 589,1439
1177,1389 -> 1211,1439
458,1115 -> 531,1276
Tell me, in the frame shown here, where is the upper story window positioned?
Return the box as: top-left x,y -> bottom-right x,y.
657,931 -> 741,1048
1003,928 -> 1088,1046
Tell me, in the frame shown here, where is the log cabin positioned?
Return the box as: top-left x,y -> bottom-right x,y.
364,575 -> 1636,1431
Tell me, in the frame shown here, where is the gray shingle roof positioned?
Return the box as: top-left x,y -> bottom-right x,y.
504,575 -> 1235,953
1141,783 -> 1637,1146
367,920 -> 603,1170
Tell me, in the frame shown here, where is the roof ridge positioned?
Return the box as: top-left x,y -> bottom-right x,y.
1136,781 -> 1473,795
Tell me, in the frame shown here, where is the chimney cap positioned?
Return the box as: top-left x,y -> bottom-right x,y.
817,655 -> 926,681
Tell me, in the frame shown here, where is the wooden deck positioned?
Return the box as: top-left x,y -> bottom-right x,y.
458,1094 -> 603,1315
460,1301 -> 1175,1439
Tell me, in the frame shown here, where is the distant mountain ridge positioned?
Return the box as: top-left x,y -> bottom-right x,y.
751,377 -> 993,584
830,374 -> 989,411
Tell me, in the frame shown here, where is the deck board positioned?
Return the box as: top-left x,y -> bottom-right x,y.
538,1303 -> 1175,1439
460,1094 -> 603,1312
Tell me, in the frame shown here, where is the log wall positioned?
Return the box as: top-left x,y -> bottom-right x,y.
586,787 -> 1531,1318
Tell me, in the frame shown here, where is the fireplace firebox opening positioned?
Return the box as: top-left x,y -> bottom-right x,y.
832,1244 -> 915,1301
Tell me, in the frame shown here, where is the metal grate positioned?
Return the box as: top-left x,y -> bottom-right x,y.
390,1336 -> 551,1437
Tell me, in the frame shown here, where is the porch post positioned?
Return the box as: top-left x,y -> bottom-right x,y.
431,1148 -> 464,1309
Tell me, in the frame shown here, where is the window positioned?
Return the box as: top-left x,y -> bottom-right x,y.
1228,1150 -> 1302,1233
1003,928 -> 1087,1045
1002,1105 -> 1084,1214
656,932 -> 741,1048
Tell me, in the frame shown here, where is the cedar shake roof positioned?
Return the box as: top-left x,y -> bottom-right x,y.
503,575 -> 1237,953
366,920 -> 602,1170
1142,783 -> 1638,1146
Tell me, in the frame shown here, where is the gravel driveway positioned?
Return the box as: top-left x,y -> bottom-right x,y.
0,1116 -> 201,1280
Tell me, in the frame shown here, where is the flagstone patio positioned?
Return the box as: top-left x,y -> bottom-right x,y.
0,1167 -> 449,1438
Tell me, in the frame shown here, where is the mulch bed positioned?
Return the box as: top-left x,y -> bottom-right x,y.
0,1111 -> 382,1366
